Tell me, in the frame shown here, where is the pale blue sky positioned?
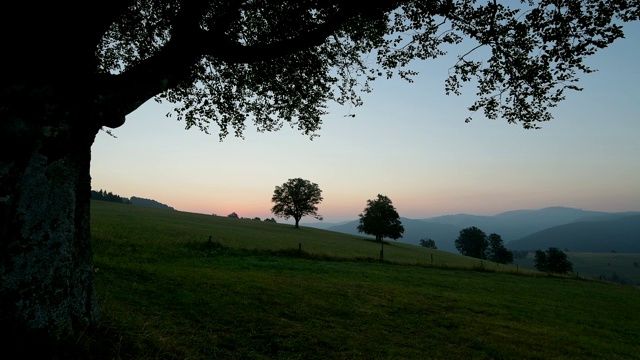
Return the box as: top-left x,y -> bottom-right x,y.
91,21 -> 640,223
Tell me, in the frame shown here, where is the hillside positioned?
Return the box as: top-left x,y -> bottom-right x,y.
81,201 -> 640,359
322,207 -> 640,254
422,206 -> 618,242
129,196 -> 175,210
506,215 -> 640,253
325,217 -> 461,252
514,252 -> 640,286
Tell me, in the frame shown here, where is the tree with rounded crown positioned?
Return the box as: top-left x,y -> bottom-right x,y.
1,0 -> 639,346
455,226 -> 488,259
486,233 -> 514,264
357,194 -> 404,242
271,178 -> 323,228
534,247 -> 573,274
419,238 -> 438,249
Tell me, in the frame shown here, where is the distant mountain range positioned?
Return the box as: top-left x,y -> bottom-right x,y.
307,207 -> 640,254
507,215 -> 640,253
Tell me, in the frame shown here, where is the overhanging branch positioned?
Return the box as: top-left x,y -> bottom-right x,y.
96,1 -> 405,125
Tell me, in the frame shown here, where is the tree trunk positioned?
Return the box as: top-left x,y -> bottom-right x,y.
0,114 -> 100,347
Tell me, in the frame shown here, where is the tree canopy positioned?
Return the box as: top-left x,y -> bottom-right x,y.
271,178 -> 323,228
419,238 -> 438,249
455,226 -> 488,259
357,194 -> 404,242
5,1 -> 638,138
534,247 -> 574,274
486,233 -> 514,264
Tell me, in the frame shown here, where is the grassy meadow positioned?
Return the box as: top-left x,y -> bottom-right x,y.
515,252 -> 640,286
81,201 -> 640,359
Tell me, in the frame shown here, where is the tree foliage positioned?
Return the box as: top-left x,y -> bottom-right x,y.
357,194 -> 404,242
6,1 -> 635,137
486,233 -> 514,264
419,238 -> 438,249
271,178 -> 323,228
86,0 -> 639,136
455,226 -> 488,259
534,247 -> 574,274
91,189 -> 131,204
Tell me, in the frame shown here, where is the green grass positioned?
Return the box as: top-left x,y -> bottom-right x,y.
515,252 -> 640,286
569,252 -> 640,285
83,201 -> 639,359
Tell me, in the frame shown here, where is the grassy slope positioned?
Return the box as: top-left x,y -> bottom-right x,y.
515,252 -> 640,286
88,201 -> 640,359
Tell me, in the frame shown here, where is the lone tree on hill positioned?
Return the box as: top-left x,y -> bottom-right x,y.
2,0 -> 639,346
455,226 -> 488,259
357,194 -> 404,242
419,238 -> 438,249
486,233 -> 514,264
534,247 -> 574,274
271,178 -> 323,228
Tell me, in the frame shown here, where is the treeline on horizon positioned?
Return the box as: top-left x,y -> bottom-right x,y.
91,189 -> 130,204
91,189 -> 175,210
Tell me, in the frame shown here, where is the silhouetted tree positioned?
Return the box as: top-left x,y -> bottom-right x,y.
419,238 -> 437,249
486,233 -> 514,264
534,247 -> 573,274
228,212 -> 239,218
91,189 -> 130,204
264,218 -> 277,223
2,0 -> 638,345
455,227 -> 488,259
357,194 -> 404,242
271,178 -> 323,228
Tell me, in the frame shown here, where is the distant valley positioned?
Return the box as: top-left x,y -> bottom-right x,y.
304,207 -> 640,254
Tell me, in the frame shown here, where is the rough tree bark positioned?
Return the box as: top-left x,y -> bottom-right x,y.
0,3 -> 135,346
0,111 -> 101,344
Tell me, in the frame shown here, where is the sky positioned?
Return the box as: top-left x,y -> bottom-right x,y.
91,21 -> 640,224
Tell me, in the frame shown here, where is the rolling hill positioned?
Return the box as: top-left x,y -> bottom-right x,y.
421,206 -> 619,242
506,215 -> 640,253
320,207 -> 640,254
77,200 -> 640,359
324,217 -> 461,252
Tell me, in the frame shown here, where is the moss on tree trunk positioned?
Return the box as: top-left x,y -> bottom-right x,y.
0,116 -> 99,348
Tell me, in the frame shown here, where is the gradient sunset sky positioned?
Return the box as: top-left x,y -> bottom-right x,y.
91,21 -> 640,224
